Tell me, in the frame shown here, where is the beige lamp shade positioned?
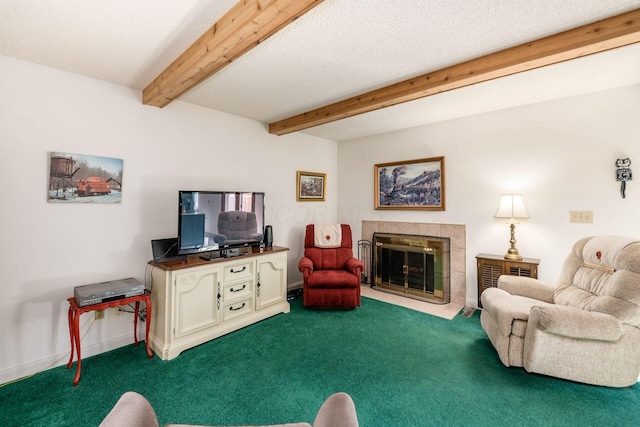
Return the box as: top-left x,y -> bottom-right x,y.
495,194 -> 529,223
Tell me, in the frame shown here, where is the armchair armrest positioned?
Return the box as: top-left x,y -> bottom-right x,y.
212,234 -> 228,244
346,257 -> 364,276
498,275 -> 555,303
529,305 -> 623,341
100,392 -> 160,427
313,392 -> 359,427
298,257 -> 314,276
249,232 -> 263,241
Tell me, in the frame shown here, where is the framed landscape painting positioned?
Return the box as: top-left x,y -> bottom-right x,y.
297,171 -> 326,201
374,156 -> 445,210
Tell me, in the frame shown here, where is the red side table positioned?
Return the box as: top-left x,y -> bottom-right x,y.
66,292 -> 153,386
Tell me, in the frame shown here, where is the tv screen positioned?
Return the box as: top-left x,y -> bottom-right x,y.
177,191 -> 265,255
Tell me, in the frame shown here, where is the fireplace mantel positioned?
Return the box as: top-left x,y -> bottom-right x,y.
362,221 -> 466,305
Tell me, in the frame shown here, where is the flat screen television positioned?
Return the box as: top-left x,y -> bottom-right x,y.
177,191 -> 265,256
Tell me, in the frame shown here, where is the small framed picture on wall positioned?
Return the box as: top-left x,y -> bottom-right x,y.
297,171 -> 326,202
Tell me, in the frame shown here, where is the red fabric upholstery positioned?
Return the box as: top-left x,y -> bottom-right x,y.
298,224 -> 364,309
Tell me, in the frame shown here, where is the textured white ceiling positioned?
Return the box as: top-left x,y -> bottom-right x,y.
2,0 -> 640,141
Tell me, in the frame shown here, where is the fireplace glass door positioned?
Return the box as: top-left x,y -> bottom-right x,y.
373,233 -> 449,304
380,247 -> 435,294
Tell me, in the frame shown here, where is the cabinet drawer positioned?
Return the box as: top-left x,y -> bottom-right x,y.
223,297 -> 254,322
223,280 -> 253,301
223,261 -> 254,282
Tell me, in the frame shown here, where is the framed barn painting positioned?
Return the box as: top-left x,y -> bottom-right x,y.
297,171 -> 326,201
48,152 -> 123,203
375,156 -> 445,210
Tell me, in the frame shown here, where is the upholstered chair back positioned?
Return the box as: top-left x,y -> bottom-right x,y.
217,211 -> 258,240
303,224 -> 354,270
554,236 -> 640,327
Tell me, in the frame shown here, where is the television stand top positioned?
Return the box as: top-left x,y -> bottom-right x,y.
152,246 -> 289,271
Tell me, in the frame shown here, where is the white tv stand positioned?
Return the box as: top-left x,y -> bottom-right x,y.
148,247 -> 289,360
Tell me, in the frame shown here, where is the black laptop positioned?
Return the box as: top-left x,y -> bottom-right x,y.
151,238 -> 185,263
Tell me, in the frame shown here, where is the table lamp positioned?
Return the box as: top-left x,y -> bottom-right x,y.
495,194 -> 529,261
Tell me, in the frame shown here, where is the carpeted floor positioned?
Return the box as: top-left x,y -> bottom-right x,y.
1,296 -> 640,426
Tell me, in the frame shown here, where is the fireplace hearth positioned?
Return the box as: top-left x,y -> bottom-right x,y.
372,232 -> 450,304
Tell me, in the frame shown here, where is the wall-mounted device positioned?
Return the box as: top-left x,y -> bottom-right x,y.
615,158 -> 632,198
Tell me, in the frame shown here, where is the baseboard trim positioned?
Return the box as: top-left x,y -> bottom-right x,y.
0,326 -> 146,385
287,281 -> 303,291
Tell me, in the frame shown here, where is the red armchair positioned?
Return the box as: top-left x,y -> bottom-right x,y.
298,224 -> 364,309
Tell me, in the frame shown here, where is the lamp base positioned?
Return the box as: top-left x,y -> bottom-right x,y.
503,223 -> 523,261
504,248 -> 523,261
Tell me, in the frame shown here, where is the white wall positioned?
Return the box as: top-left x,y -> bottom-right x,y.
0,55 -> 338,383
338,84 -> 640,307
3,52 -> 639,384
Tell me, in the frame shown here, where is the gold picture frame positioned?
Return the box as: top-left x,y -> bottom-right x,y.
374,156 -> 445,210
297,171 -> 326,201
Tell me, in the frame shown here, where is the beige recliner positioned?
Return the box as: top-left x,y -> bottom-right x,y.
480,235 -> 640,387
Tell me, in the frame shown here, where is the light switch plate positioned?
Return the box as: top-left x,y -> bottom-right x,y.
570,210 -> 593,223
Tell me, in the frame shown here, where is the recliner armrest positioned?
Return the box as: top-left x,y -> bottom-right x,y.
528,305 -> 623,341
498,275 -> 555,303
313,392 -> 359,427
298,257 -> 314,276
100,392 -> 160,427
346,257 -> 364,275
212,234 -> 228,244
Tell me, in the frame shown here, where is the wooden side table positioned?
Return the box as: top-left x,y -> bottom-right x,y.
476,253 -> 540,308
66,292 -> 153,385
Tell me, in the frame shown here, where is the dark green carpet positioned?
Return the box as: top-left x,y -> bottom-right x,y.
2,296 -> 640,426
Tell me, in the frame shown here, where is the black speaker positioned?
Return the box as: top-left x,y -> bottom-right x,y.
264,225 -> 273,247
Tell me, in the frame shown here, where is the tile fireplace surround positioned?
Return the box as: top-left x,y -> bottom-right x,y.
362,220 -> 466,308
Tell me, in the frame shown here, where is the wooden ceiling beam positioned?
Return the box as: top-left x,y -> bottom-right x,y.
143,0 -> 324,108
269,8 -> 640,136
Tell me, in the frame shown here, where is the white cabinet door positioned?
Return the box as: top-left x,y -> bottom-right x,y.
256,252 -> 287,310
174,267 -> 221,338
